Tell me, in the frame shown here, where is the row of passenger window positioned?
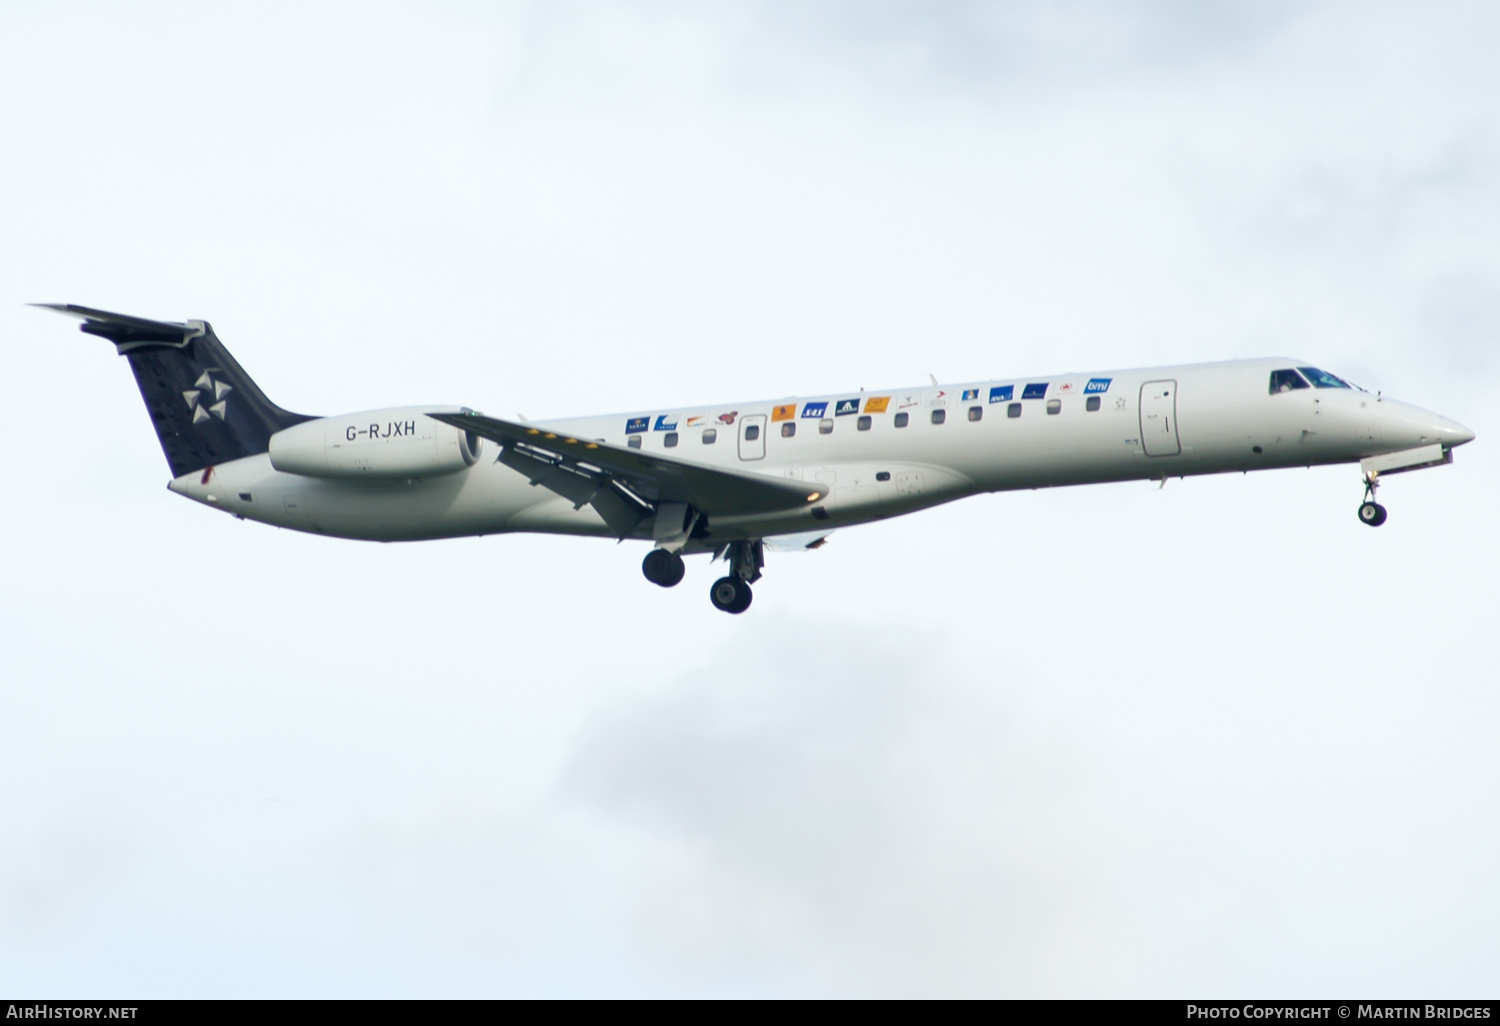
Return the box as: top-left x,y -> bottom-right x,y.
626,395 -> 1105,447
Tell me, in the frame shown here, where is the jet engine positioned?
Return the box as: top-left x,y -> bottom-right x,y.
269,406 -> 483,479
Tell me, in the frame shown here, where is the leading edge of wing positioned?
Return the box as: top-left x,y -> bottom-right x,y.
427,411 -> 827,515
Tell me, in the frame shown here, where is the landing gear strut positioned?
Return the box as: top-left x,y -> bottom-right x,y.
709,539 -> 763,614
642,548 -> 685,587
1359,473 -> 1388,527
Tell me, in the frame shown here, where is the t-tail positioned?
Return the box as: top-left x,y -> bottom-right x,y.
36,304 -> 315,478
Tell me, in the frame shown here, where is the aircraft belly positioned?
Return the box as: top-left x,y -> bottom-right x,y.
172,455 -> 539,541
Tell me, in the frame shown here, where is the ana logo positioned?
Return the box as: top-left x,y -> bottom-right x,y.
988,385 -> 1014,403
183,370 -> 232,424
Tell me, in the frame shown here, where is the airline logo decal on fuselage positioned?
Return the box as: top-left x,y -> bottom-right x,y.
625,416 -> 649,433
654,415 -> 677,431
988,385 -> 1013,403
802,402 -> 828,418
1085,378 -> 1112,393
1022,383 -> 1049,400
835,399 -> 860,416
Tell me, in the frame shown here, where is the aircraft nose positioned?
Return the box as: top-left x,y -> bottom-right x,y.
1439,416 -> 1476,447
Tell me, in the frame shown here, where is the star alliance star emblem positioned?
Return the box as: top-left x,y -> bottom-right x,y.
182,370 -> 233,424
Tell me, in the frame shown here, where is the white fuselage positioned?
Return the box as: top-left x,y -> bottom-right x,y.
167,358 -> 1472,545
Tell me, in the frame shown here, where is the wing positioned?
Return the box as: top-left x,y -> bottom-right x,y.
427,411 -> 826,535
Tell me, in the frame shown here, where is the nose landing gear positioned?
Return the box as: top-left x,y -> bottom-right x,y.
1358,473 -> 1388,527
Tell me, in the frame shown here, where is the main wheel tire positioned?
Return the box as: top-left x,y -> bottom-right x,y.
729,579 -> 753,613
1358,501 -> 1388,527
710,576 -> 752,614
643,549 -> 686,587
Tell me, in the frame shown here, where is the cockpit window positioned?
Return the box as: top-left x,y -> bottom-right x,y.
1298,367 -> 1351,389
1269,369 -> 1310,394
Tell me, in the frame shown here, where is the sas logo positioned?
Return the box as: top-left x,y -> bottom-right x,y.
625,416 -> 649,433
716,410 -> 738,425
653,414 -> 678,431
961,388 -> 979,401
863,396 -> 890,413
1022,382 -> 1049,400
772,404 -> 797,422
1085,377 -> 1112,394
988,385 -> 1013,403
802,401 -> 828,418
184,370 -> 232,424
834,398 -> 861,416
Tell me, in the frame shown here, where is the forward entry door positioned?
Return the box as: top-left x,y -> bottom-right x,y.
738,414 -> 767,460
1139,380 -> 1181,456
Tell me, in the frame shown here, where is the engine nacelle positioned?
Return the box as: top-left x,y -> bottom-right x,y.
269,406 -> 483,479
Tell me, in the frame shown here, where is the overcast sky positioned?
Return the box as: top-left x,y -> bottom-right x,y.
1,0 -> 1497,997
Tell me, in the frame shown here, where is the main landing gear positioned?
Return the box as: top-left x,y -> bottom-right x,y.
642,548 -> 685,587
1359,472 -> 1388,527
643,539 -> 764,613
709,539 -> 764,615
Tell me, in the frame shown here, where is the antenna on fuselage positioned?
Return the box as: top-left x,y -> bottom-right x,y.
928,374 -> 939,386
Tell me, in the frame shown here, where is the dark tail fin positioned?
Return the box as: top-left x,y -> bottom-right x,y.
37,304 -> 316,478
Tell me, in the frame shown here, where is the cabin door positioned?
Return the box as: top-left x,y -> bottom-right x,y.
1139,380 -> 1181,456
738,414 -> 767,460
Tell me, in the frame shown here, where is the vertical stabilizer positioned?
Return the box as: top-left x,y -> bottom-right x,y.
36,304 -> 316,478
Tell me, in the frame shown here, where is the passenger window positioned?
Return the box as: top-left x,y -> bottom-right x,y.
968,406 -> 982,422
876,471 -> 891,482
857,415 -> 872,431
1299,367 -> 1351,389
819,418 -> 834,435
744,424 -> 760,441
1046,399 -> 1061,415
1086,396 -> 1101,412
894,412 -> 909,428
627,435 -> 642,449
1007,403 -> 1022,419
781,422 -> 796,438
931,409 -> 946,425
664,432 -> 679,447
702,428 -> 717,444
1269,369 -> 1310,393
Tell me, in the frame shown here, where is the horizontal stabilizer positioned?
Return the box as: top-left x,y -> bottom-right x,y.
31,303 -> 202,350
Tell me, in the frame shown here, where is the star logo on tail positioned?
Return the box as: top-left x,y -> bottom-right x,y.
182,370 -> 233,424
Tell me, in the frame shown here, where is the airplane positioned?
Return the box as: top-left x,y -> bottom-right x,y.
40,304 -> 1475,614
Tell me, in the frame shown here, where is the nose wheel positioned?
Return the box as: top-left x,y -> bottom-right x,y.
1358,473 -> 1388,527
